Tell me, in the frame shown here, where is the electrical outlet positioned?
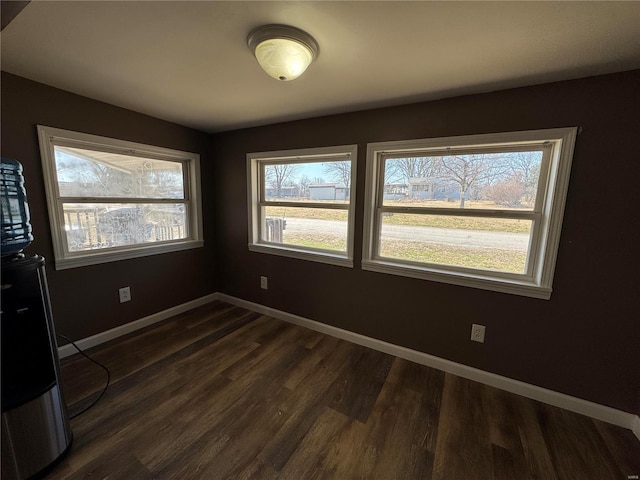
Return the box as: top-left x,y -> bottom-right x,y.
260,276 -> 268,290
471,324 -> 486,343
119,286 -> 131,303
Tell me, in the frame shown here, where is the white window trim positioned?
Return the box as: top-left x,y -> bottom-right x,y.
37,125 -> 204,270
247,145 -> 358,267
362,128 -> 578,299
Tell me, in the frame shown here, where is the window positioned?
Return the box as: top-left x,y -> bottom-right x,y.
363,128 -> 577,299
247,145 -> 357,267
37,126 -> 203,269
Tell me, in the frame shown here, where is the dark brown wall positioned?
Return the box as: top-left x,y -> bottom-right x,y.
1,72 -> 217,341
0,1 -> 30,31
3,69 -> 638,415
212,70 -> 640,414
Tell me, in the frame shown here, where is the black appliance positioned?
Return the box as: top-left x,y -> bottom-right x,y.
1,158 -> 72,479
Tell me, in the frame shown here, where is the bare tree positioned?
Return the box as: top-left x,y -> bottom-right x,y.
323,161 -> 351,188
509,151 -> 542,204
298,175 -> 311,198
386,157 -> 442,184
480,156 -> 511,188
265,164 -> 298,198
441,154 -> 491,208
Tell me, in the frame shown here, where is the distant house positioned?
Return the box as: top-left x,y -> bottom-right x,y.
309,183 -> 349,201
408,177 -> 473,201
383,183 -> 408,200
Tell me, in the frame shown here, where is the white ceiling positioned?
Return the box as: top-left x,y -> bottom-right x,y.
2,1 -> 640,133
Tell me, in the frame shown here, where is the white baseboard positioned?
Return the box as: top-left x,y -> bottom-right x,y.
632,415 -> 640,442
57,293 -> 219,359
57,291 -> 639,441
215,292 -> 640,440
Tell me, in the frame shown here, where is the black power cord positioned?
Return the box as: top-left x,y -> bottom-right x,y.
57,333 -> 111,420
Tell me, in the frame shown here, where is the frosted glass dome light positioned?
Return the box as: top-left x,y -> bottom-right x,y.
248,25 -> 319,81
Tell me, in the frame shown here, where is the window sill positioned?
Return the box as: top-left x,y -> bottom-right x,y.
54,240 -> 204,270
361,259 -> 552,299
249,243 -> 353,268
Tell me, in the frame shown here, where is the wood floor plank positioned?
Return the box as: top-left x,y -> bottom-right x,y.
59,302 -> 253,405
233,461 -> 280,480
64,449 -> 153,480
260,338 -> 361,472
220,321 -> 302,381
392,358 -> 444,453
175,301 -> 239,329
43,302 -> 639,480
308,409 -> 371,480
362,358 -> 442,480
432,374 -> 494,480
513,401 -> 559,480
64,370 -> 231,475
484,386 -> 538,480
594,418 -> 640,477
276,407 -> 353,479
283,334 -> 342,391
140,344 -> 307,475
535,402 -> 628,479
151,382 -> 293,479
327,346 -> 394,423
57,310 -> 263,473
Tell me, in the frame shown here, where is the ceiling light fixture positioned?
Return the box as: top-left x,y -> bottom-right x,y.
247,24 -> 319,82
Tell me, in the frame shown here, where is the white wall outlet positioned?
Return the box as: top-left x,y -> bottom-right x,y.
260,276 -> 268,290
471,324 -> 486,343
119,286 -> 131,303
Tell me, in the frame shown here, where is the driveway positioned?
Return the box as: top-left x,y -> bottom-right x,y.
284,217 -> 529,251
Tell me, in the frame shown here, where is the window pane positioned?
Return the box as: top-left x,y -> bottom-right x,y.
379,213 -> 532,273
262,206 -> 348,252
62,203 -> 187,252
383,151 -> 542,210
263,160 -> 351,203
55,146 -> 185,199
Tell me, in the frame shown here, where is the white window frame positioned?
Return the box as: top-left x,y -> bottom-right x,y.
247,145 -> 358,267
37,125 -> 203,270
362,128 -> 577,299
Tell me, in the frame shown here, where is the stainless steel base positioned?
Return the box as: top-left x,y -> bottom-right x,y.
1,385 -> 72,480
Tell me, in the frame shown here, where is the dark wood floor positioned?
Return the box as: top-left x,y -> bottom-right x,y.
46,301 -> 639,480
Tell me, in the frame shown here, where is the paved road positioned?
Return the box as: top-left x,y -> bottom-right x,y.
284,217 -> 529,251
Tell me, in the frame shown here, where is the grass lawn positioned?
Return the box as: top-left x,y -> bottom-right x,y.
379,238 -> 526,273
279,232 -> 526,273
283,233 -> 347,252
